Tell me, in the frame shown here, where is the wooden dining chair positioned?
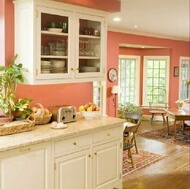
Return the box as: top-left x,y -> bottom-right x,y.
149,102 -> 167,123
123,124 -> 139,168
148,87 -> 168,123
123,112 -> 142,154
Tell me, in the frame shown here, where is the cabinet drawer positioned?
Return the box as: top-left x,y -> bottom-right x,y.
93,127 -> 122,143
54,134 -> 91,155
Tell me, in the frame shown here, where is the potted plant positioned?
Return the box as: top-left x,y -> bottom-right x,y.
0,54 -> 32,124
118,102 -> 143,120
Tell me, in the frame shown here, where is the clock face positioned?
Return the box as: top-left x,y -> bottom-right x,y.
108,68 -> 117,82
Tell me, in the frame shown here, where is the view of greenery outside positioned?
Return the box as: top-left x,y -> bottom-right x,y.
118,58 -> 137,105
93,81 -> 102,108
118,56 -> 169,107
146,59 -> 167,103
180,58 -> 190,99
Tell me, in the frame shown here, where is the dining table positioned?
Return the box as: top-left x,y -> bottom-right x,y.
165,108 -> 190,140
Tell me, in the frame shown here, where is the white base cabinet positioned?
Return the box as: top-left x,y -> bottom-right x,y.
0,126 -> 123,189
0,142 -> 52,189
55,148 -> 91,189
93,141 -> 122,189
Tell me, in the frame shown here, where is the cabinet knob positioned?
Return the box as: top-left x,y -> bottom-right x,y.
71,68 -> 74,71
107,133 -> 110,136
73,142 -> 77,145
88,154 -> 91,157
94,152 -> 97,155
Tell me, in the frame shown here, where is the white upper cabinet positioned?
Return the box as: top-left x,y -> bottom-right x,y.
13,0 -> 107,84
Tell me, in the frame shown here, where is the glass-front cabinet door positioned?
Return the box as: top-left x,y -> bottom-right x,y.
74,13 -> 106,79
36,6 -> 73,80
14,0 -> 107,84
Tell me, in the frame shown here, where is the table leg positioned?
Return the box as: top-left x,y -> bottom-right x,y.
182,121 -> 184,134
174,120 -> 177,140
166,116 -> 169,135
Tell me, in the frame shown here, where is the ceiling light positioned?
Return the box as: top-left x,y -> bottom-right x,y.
113,17 -> 121,22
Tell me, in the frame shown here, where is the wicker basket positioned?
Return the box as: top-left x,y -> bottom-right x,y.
29,103 -> 52,125
0,119 -> 34,136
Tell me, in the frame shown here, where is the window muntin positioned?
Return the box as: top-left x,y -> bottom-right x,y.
118,55 -> 140,105
93,81 -> 102,109
179,57 -> 190,99
143,56 -> 170,106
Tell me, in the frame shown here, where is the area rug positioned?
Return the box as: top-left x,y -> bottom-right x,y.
123,149 -> 166,179
138,125 -> 190,147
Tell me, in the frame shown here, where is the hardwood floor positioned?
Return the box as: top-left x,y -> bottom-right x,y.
122,120 -> 190,189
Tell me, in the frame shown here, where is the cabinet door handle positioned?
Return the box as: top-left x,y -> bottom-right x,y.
20,147 -> 30,152
73,142 -> 77,145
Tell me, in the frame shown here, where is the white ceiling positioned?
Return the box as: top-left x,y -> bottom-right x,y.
107,0 -> 190,41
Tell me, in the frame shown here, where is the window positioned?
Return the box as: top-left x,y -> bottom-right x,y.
179,57 -> 190,99
143,56 -> 170,106
118,55 -> 140,105
93,81 -> 103,110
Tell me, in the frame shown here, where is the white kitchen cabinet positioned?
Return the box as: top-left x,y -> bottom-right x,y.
54,134 -> 92,189
93,127 -> 123,189
53,126 -> 123,189
13,0 -> 107,84
93,141 -> 122,189
0,142 -> 52,189
54,148 -> 91,189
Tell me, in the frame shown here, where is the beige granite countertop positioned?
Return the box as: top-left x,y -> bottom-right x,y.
0,116 -> 125,152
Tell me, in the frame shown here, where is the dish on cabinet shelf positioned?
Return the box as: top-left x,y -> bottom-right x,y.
41,65 -> 51,69
51,60 -> 65,67
80,66 -> 98,72
51,67 -> 66,73
47,28 -> 63,33
87,62 -> 100,67
51,51 -> 66,56
41,60 -> 51,66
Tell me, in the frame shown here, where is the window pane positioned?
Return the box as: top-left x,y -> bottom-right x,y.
180,58 -> 190,99
143,57 -> 169,105
118,56 -> 140,105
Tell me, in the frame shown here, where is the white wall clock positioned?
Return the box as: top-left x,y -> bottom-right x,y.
108,68 -> 117,82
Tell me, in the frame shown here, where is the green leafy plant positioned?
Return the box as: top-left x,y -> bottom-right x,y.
0,54 -> 32,118
118,102 -> 143,119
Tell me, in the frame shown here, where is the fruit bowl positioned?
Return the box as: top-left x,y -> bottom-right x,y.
80,111 -> 100,119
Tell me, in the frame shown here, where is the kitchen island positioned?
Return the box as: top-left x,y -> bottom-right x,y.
0,116 -> 125,189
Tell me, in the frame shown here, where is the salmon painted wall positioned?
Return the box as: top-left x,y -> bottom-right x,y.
0,0 -> 14,64
0,0 -> 5,64
54,0 -> 120,12
107,31 -> 190,116
16,83 -> 93,109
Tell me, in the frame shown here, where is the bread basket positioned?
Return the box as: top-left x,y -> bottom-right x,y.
0,119 -> 34,136
28,103 -> 52,125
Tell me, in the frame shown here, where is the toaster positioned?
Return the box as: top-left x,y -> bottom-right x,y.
49,105 -> 77,123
